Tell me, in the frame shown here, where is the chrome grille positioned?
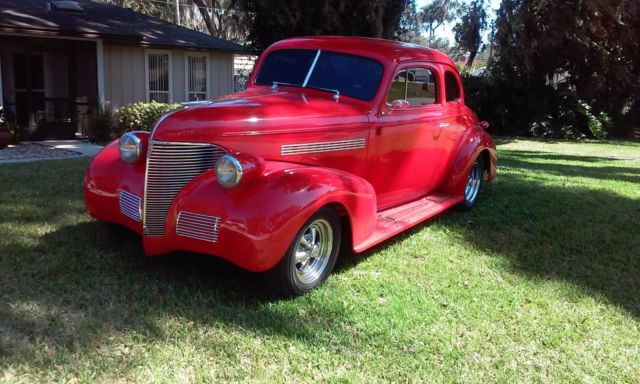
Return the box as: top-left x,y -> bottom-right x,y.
143,141 -> 226,236
176,211 -> 221,242
119,189 -> 141,222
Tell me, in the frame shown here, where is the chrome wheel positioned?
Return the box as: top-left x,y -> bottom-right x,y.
263,207 -> 341,297
293,218 -> 333,285
465,160 -> 482,204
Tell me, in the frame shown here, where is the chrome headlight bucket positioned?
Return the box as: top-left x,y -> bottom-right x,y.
119,132 -> 142,163
216,154 -> 243,188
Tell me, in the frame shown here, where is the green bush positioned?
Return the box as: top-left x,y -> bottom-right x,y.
116,101 -> 181,134
0,107 -> 27,144
462,74 -> 616,140
88,103 -> 114,143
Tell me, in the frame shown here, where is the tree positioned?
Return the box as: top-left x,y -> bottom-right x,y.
453,0 -> 487,69
105,0 -> 177,22
238,0 -> 412,51
105,0 -> 248,43
481,0 -> 640,138
396,0 -> 423,43
419,0 -> 459,44
190,0 -> 248,42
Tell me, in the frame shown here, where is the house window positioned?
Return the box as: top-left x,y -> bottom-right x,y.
186,54 -> 208,101
147,52 -> 171,103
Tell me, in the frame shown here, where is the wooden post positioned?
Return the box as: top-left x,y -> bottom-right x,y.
175,0 -> 180,25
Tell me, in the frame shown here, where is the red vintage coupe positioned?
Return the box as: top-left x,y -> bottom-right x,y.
85,36 -> 496,296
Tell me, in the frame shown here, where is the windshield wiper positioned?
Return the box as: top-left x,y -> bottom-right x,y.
271,81 -> 302,90
305,85 -> 340,100
272,81 -> 340,101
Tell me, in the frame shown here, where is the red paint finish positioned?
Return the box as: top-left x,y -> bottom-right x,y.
84,36 -> 496,272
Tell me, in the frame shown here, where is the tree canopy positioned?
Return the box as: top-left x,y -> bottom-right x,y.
475,0 -> 640,138
238,0 -> 412,51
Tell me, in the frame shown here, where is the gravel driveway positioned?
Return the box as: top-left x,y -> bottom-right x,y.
0,143 -> 82,163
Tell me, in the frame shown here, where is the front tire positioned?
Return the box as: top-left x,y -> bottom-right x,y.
462,156 -> 485,209
263,207 -> 341,297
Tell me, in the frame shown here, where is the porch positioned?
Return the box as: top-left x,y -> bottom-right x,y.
0,36 -> 99,140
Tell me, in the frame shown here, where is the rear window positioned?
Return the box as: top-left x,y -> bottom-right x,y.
445,71 -> 461,102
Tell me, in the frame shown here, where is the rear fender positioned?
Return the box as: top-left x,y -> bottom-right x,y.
441,125 -> 497,196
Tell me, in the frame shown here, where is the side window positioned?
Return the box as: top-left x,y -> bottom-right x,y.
406,68 -> 437,106
445,71 -> 460,102
386,68 -> 438,106
386,70 -> 407,104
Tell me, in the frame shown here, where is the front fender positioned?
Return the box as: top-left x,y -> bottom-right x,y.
440,125 -> 497,197
84,133 -> 149,233
144,161 -> 377,272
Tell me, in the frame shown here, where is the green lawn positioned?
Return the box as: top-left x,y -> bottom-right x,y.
1,138 -> 639,383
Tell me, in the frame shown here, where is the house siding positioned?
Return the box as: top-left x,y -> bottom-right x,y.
211,52 -> 234,97
104,45 -> 234,110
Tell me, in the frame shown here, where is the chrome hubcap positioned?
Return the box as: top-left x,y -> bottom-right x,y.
294,219 -> 333,285
465,161 -> 481,203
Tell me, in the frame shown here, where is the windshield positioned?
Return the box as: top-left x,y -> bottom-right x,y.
254,49 -> 384,101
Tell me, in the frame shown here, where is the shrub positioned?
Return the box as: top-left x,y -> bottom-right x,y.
462,74 -> 615,140
88,103 -> 114,143
0,106 -> 26,143
116,101 -> 182,134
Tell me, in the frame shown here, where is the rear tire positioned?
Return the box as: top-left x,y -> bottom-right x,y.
462,156 -> 485,209
263,207 -> 341,297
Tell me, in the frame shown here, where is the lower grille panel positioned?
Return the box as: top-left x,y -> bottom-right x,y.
119,189 -> 141,222
143,141 -> 226,236
176,211 -> 221,242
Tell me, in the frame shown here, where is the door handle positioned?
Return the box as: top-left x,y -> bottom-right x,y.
438,122 -> 450,128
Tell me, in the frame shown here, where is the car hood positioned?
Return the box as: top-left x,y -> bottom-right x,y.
152,87 -> 371,143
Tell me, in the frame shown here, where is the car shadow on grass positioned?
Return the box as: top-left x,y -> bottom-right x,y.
0,220 -> 355,369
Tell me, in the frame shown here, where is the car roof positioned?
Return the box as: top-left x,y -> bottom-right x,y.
269,36 -> 456,68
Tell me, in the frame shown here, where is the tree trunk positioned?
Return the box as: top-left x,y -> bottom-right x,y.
465,49 -> 477,69
191,0 -> 216,36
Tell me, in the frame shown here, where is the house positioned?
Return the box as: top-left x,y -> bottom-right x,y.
0,0 -> 245,140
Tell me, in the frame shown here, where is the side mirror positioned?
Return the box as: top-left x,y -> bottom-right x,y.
390,99 -> 410,111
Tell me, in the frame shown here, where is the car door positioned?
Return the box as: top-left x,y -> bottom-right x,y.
369,63 -> 448,210
432,67 -> 471,187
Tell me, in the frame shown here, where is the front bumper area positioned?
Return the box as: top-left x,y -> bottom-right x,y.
84,143 -> 305,272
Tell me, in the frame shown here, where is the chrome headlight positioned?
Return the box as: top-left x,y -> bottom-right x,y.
118,132 -> 142,163
216,154 -> 243,188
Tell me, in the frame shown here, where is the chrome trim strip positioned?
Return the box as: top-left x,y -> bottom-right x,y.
281,137 -> 366,156
176,211 -> 221,243
119,189 -> 142,222
302,49 -> 321,87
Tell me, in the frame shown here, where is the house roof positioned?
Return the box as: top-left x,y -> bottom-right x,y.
0,0 -> 246,53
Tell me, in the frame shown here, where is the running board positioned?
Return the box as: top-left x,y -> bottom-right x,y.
354,194 -> 463,252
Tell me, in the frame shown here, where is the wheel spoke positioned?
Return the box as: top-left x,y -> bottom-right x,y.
310,227 -> 317,245
295,250 -> 308,264
299,235 -> 311,250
